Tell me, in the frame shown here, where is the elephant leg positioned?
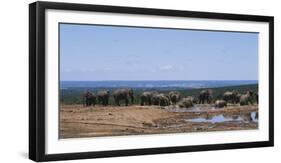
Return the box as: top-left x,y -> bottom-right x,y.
140,99 -> 144,106
148,99 -> 151,105
99,97 -> 103,105
125,98 -> 129,106
91,99 -> 94,106
102,99 -> 106,106
106,98 -> 109,105
85,99 -> 88,106
104,98 -> 107,106
115,99 -> 120,106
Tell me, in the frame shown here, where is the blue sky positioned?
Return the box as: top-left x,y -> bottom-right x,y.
60,23 -> 258,81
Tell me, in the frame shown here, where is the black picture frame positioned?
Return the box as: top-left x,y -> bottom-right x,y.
29,1 -> 274,162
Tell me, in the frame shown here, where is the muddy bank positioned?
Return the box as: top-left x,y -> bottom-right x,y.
59,104 -> 258,139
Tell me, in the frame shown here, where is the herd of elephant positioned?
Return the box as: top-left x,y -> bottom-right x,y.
83,88 -> 134,107
83,88 -> 258,108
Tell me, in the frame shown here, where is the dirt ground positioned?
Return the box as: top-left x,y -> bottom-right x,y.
59,104 -> 258,139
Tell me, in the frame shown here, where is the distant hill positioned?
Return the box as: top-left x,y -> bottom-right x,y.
60,80 -> 257,89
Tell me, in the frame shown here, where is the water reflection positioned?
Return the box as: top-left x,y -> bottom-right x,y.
185,111 -> 258,123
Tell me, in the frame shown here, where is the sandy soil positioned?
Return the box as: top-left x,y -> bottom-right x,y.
59,104 -> 258,139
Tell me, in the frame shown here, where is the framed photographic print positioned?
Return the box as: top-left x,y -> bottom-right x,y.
29,1 -> 274,162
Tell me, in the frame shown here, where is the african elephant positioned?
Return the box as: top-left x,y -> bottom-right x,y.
185,96 -> 198,104
178,97 -> 194,108
223,91 -> 238,104
198,89 -> 212,104
168,91 -> 181,104
83,91 -> 96,106
215,100 -> 227,108
140,91 -> 158,106
97,90 -> 110,106
112,88 -> 134,106
151,93 -> 170,106
151,93 -> 160,105
240,91 -> 254,106
236,93 -> 242,103
159,94 -> 170,106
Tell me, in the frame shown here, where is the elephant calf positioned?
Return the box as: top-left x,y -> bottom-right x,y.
178,97 -> 194,108
112,88 -> 134,106
240,91 -> 254,106
215,100 -> 227,108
